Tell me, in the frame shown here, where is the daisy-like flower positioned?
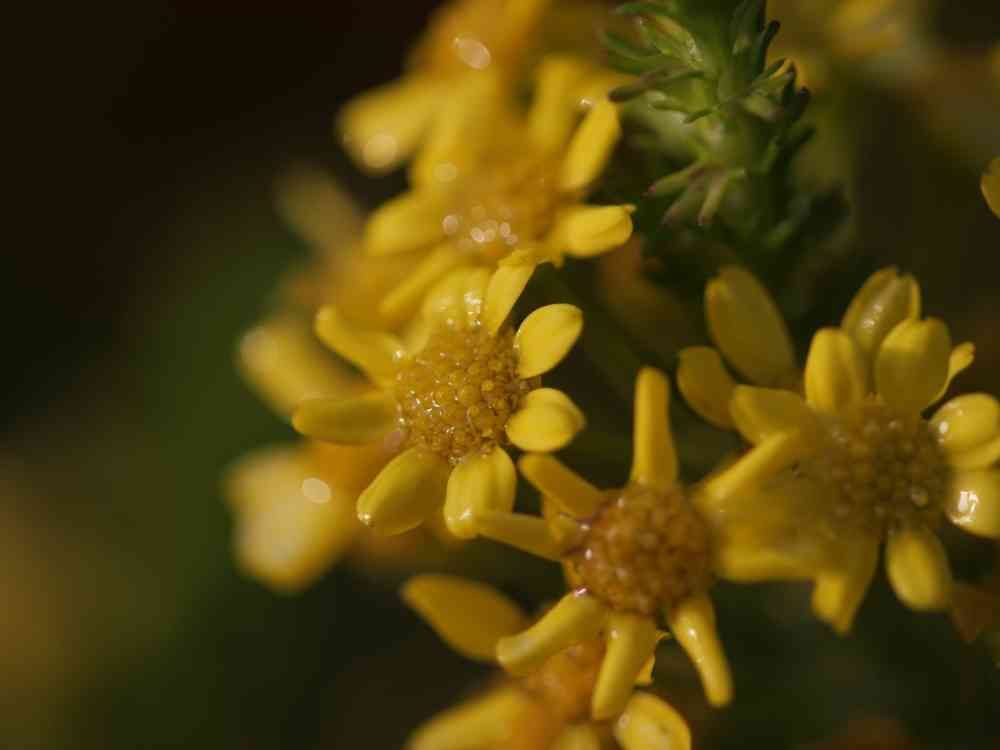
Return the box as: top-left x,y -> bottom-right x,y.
363,53 -> 634,323
698,274 -> 1000,633
292,267 -> 586,539
983,156 -> 1000,219
338,0 -> 551,174
470,368 -> 734,720
401,574 -> 692,750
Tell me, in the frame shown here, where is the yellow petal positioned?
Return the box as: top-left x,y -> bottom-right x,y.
484,263 -> 535,334
337,75 -> 442,173
561,99 -> 621,192
948,436 -> 1000,471
529,55 -> 591,153
699,431 -> 808,503
729,385 -> 819,446
552,724 -> 602,750
357,448 -> 449,535
516,303 -> 583,378
945,469 -> 1000,538
630,367 -> 678,492
931,393 -> 1000,454
225,446 -> 357,592
518,453 -> 605,519
592,613 -> 659,720
274,163 -> 364,251
710,512 -> 836,583
982,156 -> 1000,218
885,522 -> 953,610
934,342 -> 976,403
496,592 -> 607,675
292,393 -> 396,444
408,686 -> 531,750
840,267 -> 920,358
443,447 -> 517,539
474,510 -> 565,560
676,347 -> 736,430
379,244 -> 469,322
365,191 -> 446,255
237,315 -> 357,418
421,266 -> 492,328
558,205 -> 635,258
875,318 -> 952,414
705,266 -> 796,386
614,693 -> 691,750
401,574 -> 527,662
507,390 -> 586,452
314,306 -> 403,379
804,328 -> 869,415
665,593 -> 732,707
811,534 -> 879,634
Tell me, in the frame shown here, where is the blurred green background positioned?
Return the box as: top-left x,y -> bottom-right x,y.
3,2 -> 1000,748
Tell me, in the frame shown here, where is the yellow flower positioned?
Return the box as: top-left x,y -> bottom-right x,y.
363,54 -> 634,322
337,0 -> 551,174
983,157 -> 1000,219
469,368 -> 736,720
699,272 -> 1000,634
292,267 -> 585,539
401,574 -> 692,750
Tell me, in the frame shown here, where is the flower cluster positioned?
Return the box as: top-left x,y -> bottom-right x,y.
224,0 -> 1000,746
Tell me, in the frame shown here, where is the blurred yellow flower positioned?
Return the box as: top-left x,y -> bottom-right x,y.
470,368 -> 744,719
402,574 -> 691,750
363,54 -> 634,322
338,0 -> 551,173
292,267 -> 585,539
700,271 -> 999,633
983,157 -> 1000,219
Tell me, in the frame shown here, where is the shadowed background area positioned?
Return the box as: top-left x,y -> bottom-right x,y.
3,2 -> 1000,749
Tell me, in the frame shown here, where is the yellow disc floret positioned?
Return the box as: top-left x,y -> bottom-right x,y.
566,483 -> 714,617
394,322 -> 535,463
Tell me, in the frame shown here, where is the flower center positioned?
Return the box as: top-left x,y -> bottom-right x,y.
565,483 -> 714,617
442,155 -> 563,261
393,322 -> 534,463
808,396 -> 951,532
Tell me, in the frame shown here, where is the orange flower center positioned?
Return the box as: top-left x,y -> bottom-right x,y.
393,322 -> 534,463
566,483 -> 713,617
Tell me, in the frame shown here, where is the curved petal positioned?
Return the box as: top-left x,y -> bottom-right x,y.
705,266 -> 797,387
496,592 -> 607,675
552,724 -> 602,750
614,693 -> 691,750
945,469 -> 1000,538
561,99 -> 621,192
364,190 -> 447,255
729,385 -> 819,446
378,244 -> 469,322
401,574 -> 527,662
557,205 -> 635,258
932,341 -> 975,403
665,593 -> 732,707
982,156 -> 1000,218
874,318 -> 951,414
528,55 -> 591,153
592,613 -> 659,720
484,263 -> 535,335
515,304 -> 584,378
931,393 -> 1000,454
356,448 -> 450,535
408,686 -> 531,750
811,534 -> 879,634
443,447 -> 517,539
711,517 -> 837,582
676,346 -> 736,430
314,306 -> 404,379
699,431 -> 808,503
948,436 -> 1000,471
507,392 -> 586,453
518,453 -> 605,519
840,267 -> 920,358
885,522 -> 952,611
421,266 -> 491,328
629,367 -> 678,492
475,510 -> 566,560
292,393 -> 396,444
804,328 -> 869,416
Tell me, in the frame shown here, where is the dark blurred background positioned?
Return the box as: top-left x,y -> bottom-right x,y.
4,2 -> 1000,749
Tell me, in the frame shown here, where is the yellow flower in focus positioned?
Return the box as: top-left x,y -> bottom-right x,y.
699,274 -> 1000,633
469,368 -> 739,719
983,157 -> 1000,219
363,54 -> 634,323
292,267 -> 585,539
401,575 -> 691,750
338,0 -> 551,173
